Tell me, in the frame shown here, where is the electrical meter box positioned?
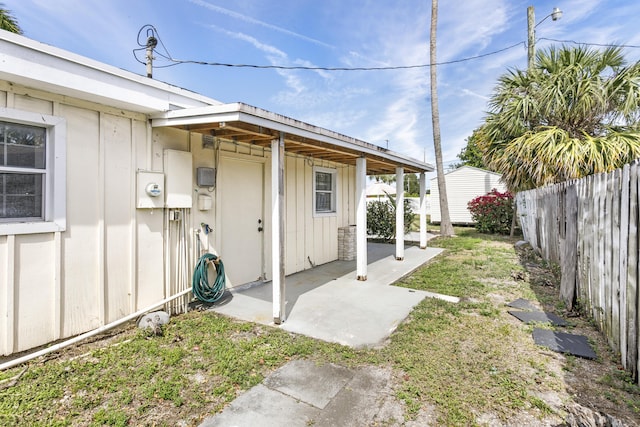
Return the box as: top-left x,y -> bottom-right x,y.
197,167 -> 216,187
136,171 -> 165,209
163,149 -> 193,208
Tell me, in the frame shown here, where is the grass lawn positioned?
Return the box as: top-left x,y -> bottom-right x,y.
1,229 -> 638,426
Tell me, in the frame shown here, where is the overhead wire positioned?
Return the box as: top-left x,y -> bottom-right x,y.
538,38 -> 640,50
133,25 -> 640,73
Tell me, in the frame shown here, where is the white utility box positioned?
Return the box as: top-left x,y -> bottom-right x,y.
198,194 -> 212,211
163,149 -> 193,208
136,171 -> 165,209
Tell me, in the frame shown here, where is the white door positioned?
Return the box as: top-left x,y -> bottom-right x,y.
219,157 -> 264,287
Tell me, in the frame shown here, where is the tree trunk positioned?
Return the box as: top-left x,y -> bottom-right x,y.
430,0 -> 454,236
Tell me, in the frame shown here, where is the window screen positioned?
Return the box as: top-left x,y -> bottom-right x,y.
0,121 -> 47,220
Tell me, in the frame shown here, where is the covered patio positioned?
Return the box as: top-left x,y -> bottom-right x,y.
204,239 -> 453,348
153,102 -> 435,327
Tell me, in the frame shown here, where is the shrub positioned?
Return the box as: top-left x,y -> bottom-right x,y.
367,193 -> 415,241
467,188 -> 514,234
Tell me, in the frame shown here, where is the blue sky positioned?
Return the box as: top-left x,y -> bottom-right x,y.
6,0 -> 640,168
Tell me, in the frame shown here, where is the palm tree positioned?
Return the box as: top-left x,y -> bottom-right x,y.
0,3 -> 22,34
480,45 -> 640,191
430,0 -> 454,235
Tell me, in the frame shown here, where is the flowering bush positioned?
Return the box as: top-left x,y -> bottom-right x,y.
467,188 -> 514,234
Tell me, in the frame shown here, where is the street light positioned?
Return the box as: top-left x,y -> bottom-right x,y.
527,6 -> 563,69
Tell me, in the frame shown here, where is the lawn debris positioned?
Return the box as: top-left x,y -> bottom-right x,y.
506,298 -> 539,312
0,367 -> 27,390
508,310 -> 568,327
532,328 -> 597,359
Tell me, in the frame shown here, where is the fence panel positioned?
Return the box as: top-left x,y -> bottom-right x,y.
619,164 -> 630,368
517,161 -> 640,384
628,163 -> 639,379
560,184 -> 578,310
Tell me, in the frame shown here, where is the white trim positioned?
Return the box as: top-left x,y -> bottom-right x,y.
0,31 -> 220,114
312,166 -> 337,217
0,108 -> 66,235
152,103 -> 434,173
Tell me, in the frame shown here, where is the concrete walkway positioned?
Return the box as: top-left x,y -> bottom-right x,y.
199,236 -> 451,427
199,359 -> 434,427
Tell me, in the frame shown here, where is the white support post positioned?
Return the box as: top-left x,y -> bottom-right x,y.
356,156 -> 367,280
419,172 -> 427,249
395,167 -> 404,260
271,133 -> 286,324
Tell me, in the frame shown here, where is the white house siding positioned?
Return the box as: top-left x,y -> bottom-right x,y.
284,157 -> 355,275
430,166 -> 505,224
0,82 -> 163,355
204,141 -> 355,284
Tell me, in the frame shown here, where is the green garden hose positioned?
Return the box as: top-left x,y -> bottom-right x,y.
192,253 -> 226,303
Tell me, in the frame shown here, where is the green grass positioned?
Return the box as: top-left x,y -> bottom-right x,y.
1,228 -> 637,426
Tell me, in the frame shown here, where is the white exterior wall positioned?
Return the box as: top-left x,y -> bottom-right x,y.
0,80 -> 358,355
430,166 -> 506,224
0,82 -> 162,355
284,157 -> 355,274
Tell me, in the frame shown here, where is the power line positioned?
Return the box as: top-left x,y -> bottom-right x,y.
154,41 -> 526,71
133,24 -> 640,74
538,38 -> 640,49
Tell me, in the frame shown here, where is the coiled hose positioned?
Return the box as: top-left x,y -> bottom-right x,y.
192,253 -> 226,303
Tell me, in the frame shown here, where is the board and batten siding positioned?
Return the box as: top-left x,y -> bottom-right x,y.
0,80 -> 359,356
430,166 -> 505,224
0,82 -> 162,355
208,141 -> 356,280
284,156 -> 355,275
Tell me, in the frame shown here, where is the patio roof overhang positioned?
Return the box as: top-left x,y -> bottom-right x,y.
151,102 -> 434,175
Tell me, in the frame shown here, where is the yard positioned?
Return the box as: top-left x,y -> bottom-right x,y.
1,229 -> 638,426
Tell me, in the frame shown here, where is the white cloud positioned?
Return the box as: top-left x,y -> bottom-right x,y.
188,0 -> 334,49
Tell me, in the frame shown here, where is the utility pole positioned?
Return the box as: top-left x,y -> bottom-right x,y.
146,36 -> 158,78
527,6 -> 563,70
527,6 -> 535,70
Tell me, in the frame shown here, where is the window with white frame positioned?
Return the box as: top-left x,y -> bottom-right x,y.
313,166 -> 337,216
0,108 -> 66,235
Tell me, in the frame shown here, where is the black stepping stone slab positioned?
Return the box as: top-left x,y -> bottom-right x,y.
532,328 -> 597,359
508,310 -> 568,327
506,298 -> 539,311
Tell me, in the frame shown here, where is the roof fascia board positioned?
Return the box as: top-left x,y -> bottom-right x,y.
0,31 -> 220,113
152,103 -> 434,172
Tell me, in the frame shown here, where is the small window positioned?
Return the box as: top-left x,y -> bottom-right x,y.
0,108 -> 66,235
0,122 -> 47,221
313,167 -> 337,216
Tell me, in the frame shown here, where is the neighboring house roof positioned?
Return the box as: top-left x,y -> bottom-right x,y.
0,30 -> 433,175
365,182 -> 396,196
430,165 -> 503,181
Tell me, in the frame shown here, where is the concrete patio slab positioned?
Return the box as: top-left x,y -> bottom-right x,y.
209,242 -> 445,348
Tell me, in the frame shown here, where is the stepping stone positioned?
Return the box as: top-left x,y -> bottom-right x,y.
532,328 -> 597,359
506,298 -> 538,311
508,310 -> 568,327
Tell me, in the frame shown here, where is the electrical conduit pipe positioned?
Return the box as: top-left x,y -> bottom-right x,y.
0,287 -> 192,371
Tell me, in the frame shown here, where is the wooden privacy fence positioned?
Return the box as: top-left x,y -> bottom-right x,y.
517,161 -> 639,383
